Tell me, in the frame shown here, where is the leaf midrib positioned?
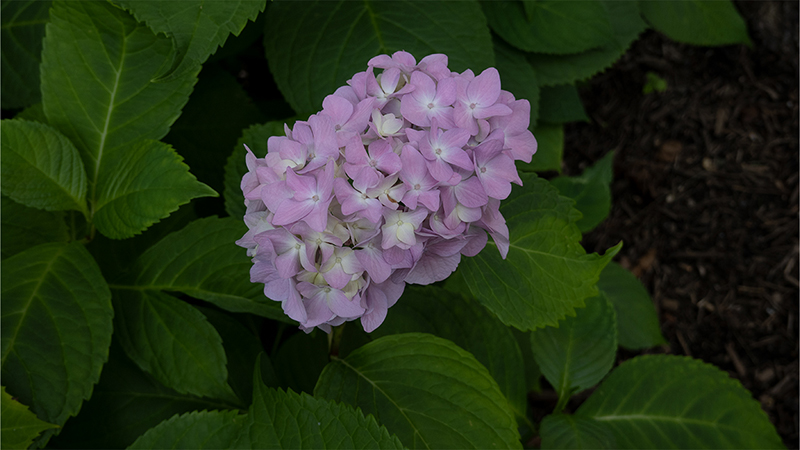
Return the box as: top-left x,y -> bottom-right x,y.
331,356 -> 432,450
91,32 -> 126,210
592,413 -> 735,428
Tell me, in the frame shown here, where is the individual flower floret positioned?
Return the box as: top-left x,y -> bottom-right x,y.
237,50 -> 537,333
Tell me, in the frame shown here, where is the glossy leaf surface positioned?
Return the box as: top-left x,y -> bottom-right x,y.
315,333 -> 520,449
460,174 -> 620,330
641,0 -> 751,47
1,386 -> 58,450
112,289 -> 237,403
483,0 -> 614,54
93,139 -> 216,239
528,1 -> 647,86
577,355 -> 784,448
1,119 -> 88,215
596,262 -> 666,350
530,294 -> 617,396
1,0 -> 50,109
1,242 -> 113,428
265,0 -> 494,115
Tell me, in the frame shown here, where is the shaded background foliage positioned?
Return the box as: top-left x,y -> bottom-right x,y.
0,0 -> 795,448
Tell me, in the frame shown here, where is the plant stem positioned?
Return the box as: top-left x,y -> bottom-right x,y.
554,387 -> 571,414
328,323 -> 346,358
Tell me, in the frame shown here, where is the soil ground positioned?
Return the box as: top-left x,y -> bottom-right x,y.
557,1 -> 798,446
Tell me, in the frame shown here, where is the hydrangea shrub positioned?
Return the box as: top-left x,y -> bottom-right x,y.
1,1 -> 783,449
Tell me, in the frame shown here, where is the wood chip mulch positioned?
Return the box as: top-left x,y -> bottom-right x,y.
560,1 -> 798,447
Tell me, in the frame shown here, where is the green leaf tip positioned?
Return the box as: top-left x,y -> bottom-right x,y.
1,387 -> 59,450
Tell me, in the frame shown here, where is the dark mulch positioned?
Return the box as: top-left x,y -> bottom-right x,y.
560,1 -> 798,446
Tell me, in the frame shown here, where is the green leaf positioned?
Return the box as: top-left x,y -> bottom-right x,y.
1,197 -> 69,260
93,139 -> 216,239
240,378 -> 405,449
549,151 -> 614,233
597,262 -> 666,350
1,0 -> 50,109
87,203 -> 197,280
520,123 -> 563,173
460,174 -> 621,330
482,0 -> 614,54
528,1 -> 647,86
40,0 -> 198,200
577,355 -> 784,449
265,0 -> 494,115
530,294 -> 617,400
315,333 -> 520,450
540,414 -> 616,449
224,121 -> 287,218
538,84 -> 589,124
350,285 -> 527,420
130,409 -> 247,449
164,66 -> 267,194
118,216 -> 289,322
114,0 -> 265,81
49,340 -> 237,450
199,307 -> 265,406
273,331 -> 330,395
112,289 -> 238,403
640,0 -> 751,47
1,119 -> 88,215
1,386 -> 58,450
1,242 -> 113,430
493,36 -> 540,128
16,103 -> 47,124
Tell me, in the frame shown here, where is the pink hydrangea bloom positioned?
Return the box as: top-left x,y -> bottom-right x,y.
237,51 -> 536,333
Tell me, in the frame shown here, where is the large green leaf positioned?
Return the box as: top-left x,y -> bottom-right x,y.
539,414 -> 616,449
1,243 -> 113,431
519,123 -> 563,173
528,1 -> 647,86
549,150 -> 614,233
265,0 -> 494,115
640,0 -> 751,47
118,216 -> 289,322
345,285 -> 527,419
112,289 -> 238,403
315,333 -> 520,449
576,355 -> 784,449
114,0 -> 265,81
224,121 -> 287,218
596,262 -> 666,350
482,0 -> 614,55
460,174 -> 620,331
538,84 -> 589,124
49,341 -> 239,450
1,0 -> 50,109
530,294 -> 617,401
1,119 -> 88,215
40,0 -> 198,200
164,66 -> 267,194
93,139 -> 216,239
130,409 -> 248,449
1,386 -> 58,450
493,37 -> 539,128
1,197 -> 69,260
241,376 -> 405,449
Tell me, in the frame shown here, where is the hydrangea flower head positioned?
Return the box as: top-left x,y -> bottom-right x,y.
237,51 -> 537,333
